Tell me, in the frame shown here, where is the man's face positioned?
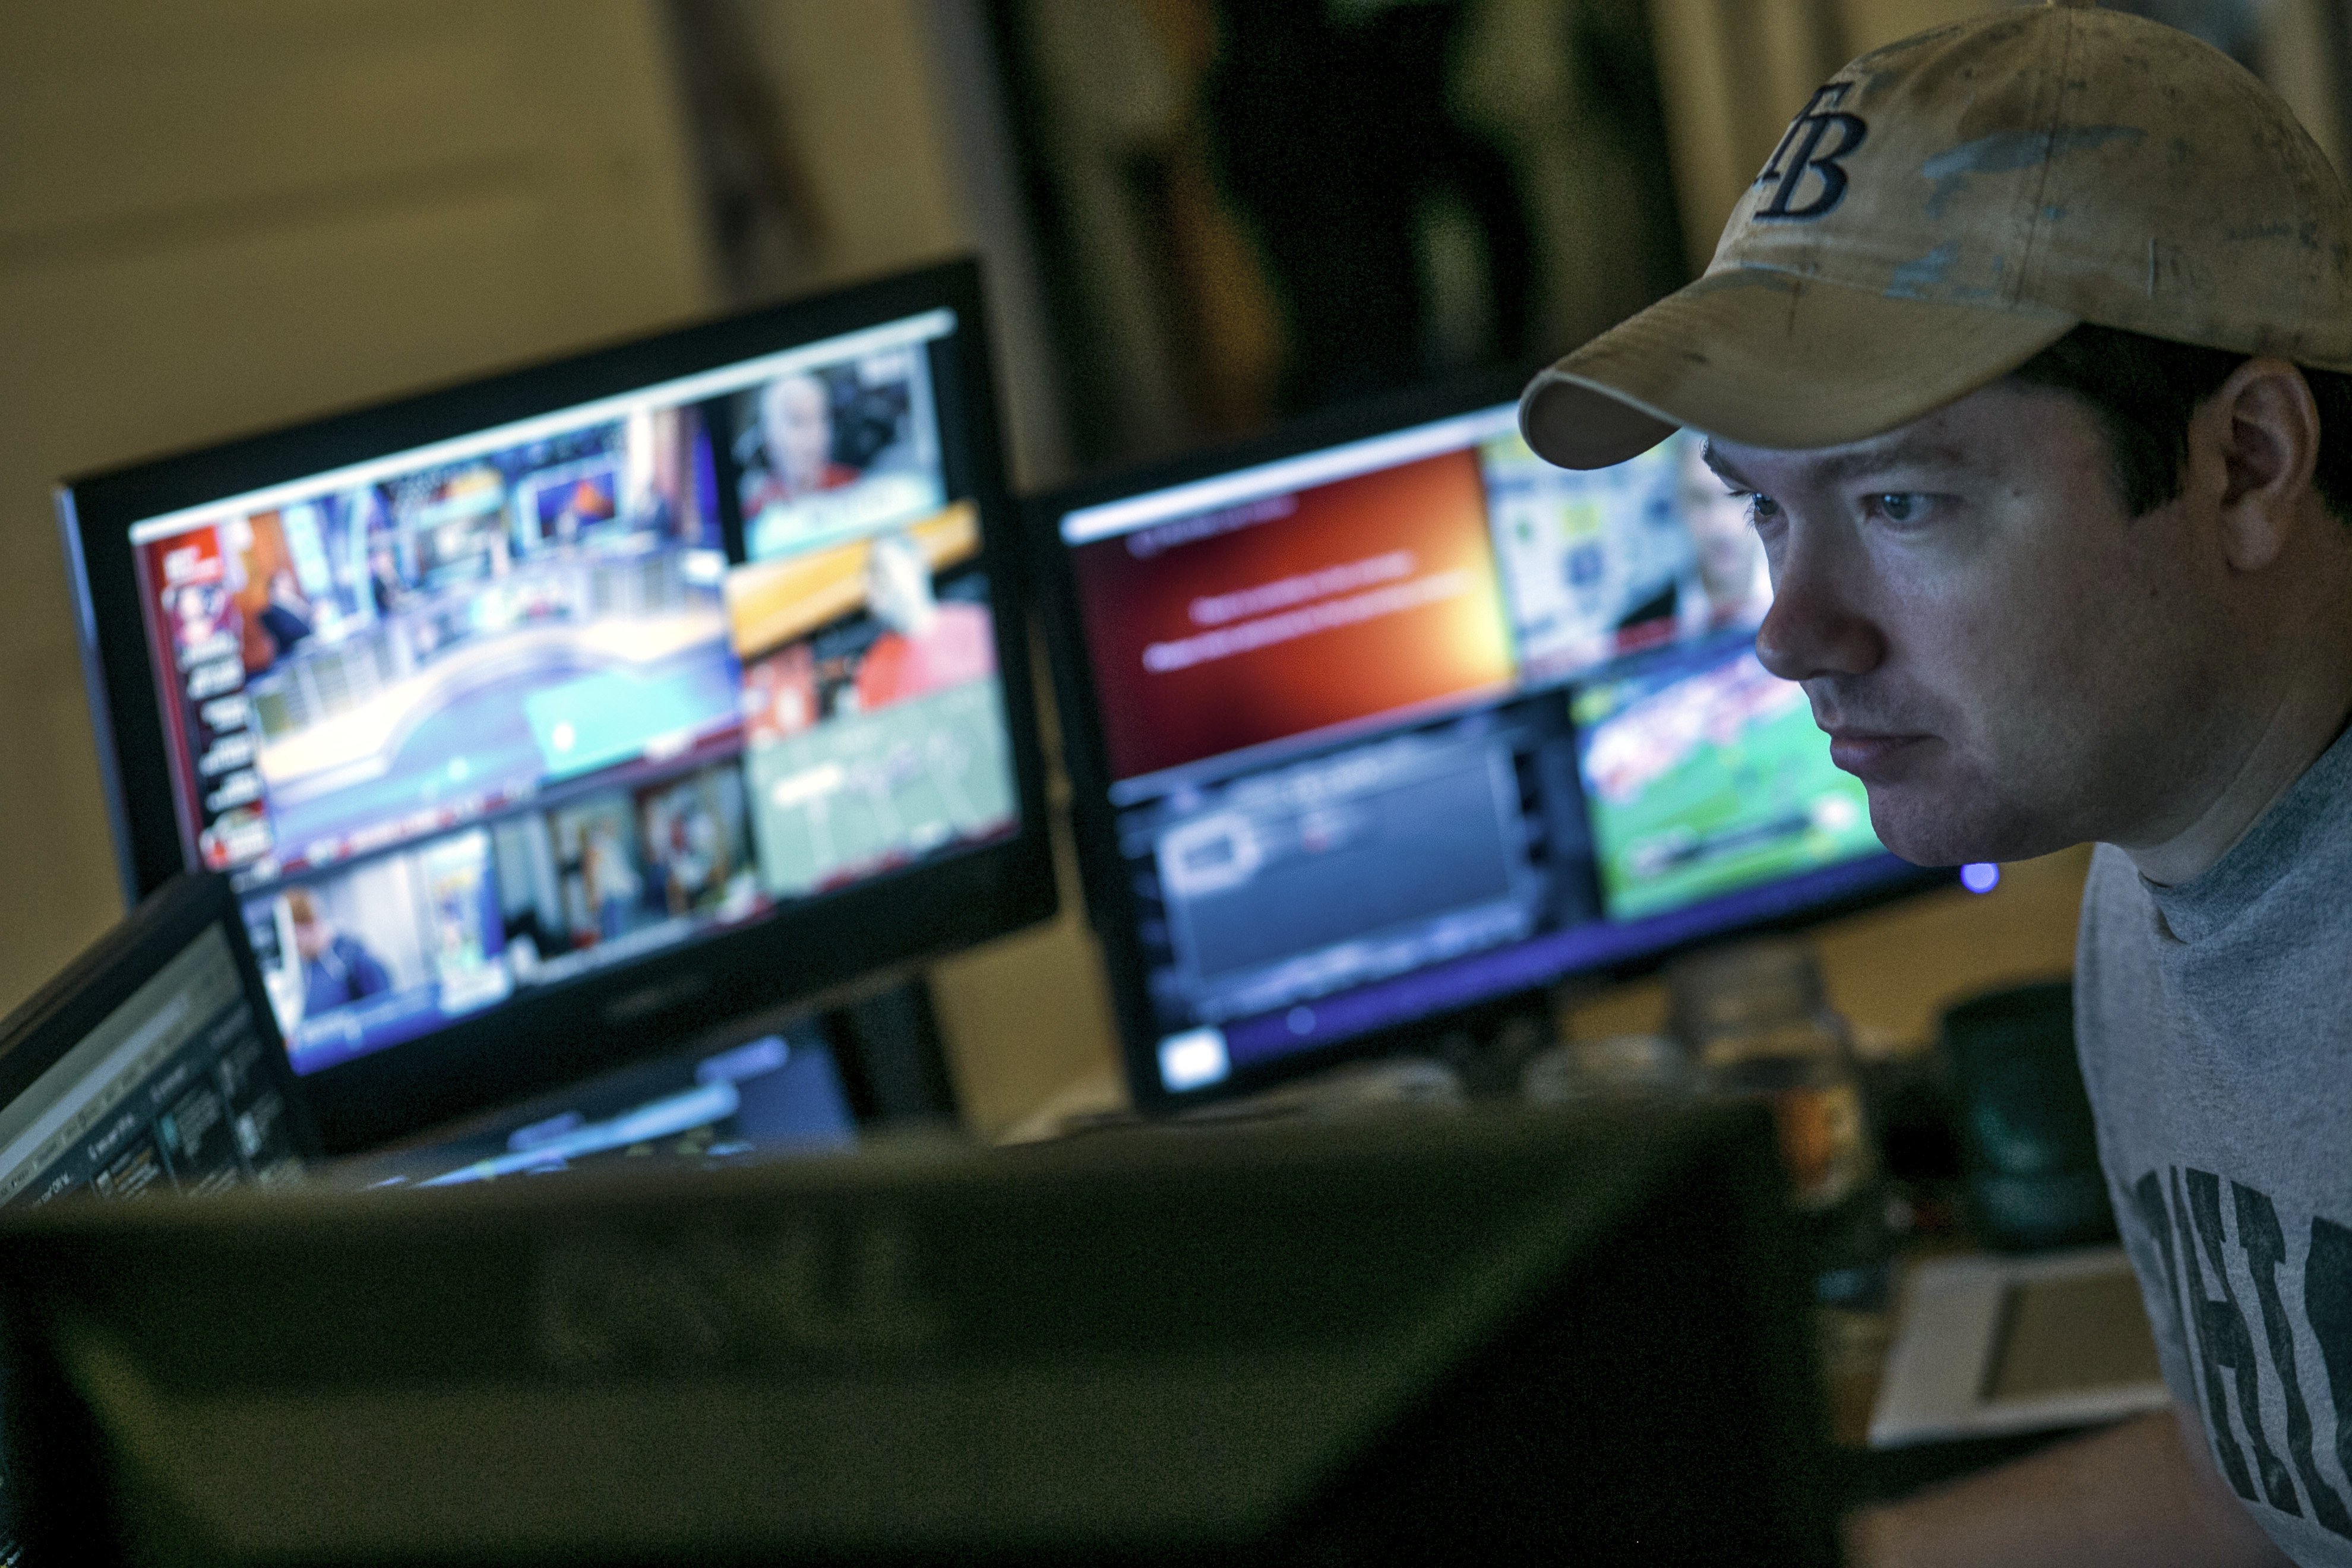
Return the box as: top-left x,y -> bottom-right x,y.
292,915 -> 326,962
1708,381 -> 2243,866
761,376 -> 834,494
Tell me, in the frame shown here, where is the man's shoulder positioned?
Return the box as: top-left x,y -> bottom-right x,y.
2076,842 -> 2147,946
2084,839 -> 2139,889
2072,844 -> 2164,1074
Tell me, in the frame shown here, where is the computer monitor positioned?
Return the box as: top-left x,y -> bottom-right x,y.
59,261 -> 1055,1150
0,869 -> 322,1562
0,1099 -> 1838,1565
1029,380 -> 1954,1108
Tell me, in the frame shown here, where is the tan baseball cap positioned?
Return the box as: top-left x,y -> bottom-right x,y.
1520,0 -> 2352,469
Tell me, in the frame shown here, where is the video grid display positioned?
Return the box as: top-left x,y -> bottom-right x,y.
127,312 -> 1018,1075
1060,412 -> 1880,1091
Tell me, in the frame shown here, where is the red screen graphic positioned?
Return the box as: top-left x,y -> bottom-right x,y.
135,526 -> 235,846
1071,448 -> 1513,781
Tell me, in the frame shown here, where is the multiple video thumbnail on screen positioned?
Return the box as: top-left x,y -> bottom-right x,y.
1054,407 -> 1888,1093
126,311 -> 1019,1076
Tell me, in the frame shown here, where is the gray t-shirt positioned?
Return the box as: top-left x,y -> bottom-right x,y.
2078,724 -> 2352,1567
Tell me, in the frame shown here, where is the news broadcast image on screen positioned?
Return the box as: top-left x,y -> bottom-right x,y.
725,504 -> 1012,898
732,342 -> 947,563
1057,409 -> 1905,1096
124,311 -> 1019,1077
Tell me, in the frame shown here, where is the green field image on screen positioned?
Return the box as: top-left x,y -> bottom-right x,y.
1576,649 -> 1880,923
745,679 -> 1016,899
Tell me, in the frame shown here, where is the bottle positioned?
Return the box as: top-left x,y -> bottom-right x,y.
1667,937 -> 1889,1305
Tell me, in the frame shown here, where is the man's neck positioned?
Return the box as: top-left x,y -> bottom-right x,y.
2120,626 -> 2352,889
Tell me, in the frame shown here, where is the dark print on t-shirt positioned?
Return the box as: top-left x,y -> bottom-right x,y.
2128,1166 -> 2352,1541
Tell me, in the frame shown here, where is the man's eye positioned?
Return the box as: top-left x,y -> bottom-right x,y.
1872,493 -> 1925,523
1745,494 -> 1782,526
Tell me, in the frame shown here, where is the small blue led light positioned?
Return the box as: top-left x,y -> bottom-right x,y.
1959,862 -> 2000,894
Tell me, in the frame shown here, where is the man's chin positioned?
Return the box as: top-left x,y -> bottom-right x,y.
1862,788 -> 2055,869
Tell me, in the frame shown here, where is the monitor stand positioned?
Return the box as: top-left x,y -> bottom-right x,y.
825,976 -> 961,1125
1040,985 -> 1572,1144
1404,985 -> 1564,1098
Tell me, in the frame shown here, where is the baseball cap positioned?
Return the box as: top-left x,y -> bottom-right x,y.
1520,0 -> 2352,470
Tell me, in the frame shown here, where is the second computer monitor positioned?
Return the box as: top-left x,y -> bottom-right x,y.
1033,383 -> 1952,1107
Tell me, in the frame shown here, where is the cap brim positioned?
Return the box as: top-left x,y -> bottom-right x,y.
1519,268 -> 2079,469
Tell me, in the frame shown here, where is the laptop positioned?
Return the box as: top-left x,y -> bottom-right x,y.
0,870 -> 320,1560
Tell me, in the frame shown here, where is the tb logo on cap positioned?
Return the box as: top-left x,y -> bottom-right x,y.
1756,83 -> 1869,220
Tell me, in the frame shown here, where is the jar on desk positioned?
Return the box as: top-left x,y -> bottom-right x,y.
1668,937 -> 1889,1304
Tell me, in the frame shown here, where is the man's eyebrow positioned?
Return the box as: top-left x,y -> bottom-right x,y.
1698,440 -> 1750,489
1806,440 -> 1970,486
1700,437 -> 1968,490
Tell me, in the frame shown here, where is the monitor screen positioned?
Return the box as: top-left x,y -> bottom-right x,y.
61,263 -> 1054,1149
0,921 -> 305,1210
1037,391 -> 1949,1104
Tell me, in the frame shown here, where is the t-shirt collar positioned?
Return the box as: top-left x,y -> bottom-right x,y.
2140,716 -> 2352,944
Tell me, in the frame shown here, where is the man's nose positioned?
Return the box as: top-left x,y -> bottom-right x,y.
1753,540 -> 1885,684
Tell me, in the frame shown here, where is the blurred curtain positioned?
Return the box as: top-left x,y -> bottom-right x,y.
990,0 -> 1689,469
663,0 -> 826,304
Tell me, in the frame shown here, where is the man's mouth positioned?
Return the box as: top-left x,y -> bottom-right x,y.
1823,729 -> 1930,778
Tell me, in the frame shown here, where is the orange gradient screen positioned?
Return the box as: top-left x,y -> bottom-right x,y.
1071,448 -> 1513,781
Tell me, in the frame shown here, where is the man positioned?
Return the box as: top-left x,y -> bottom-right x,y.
742,371 -> 886,561
286,889 -> 391,1019
1518,4 -> 2352,1564
853,529 -> 994,713
745,372 -> 856,517
249,567 -> 314,669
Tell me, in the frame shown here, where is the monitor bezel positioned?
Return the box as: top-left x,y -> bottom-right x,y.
1025,372 -> 1950,1112
59,260 -> 1056,1152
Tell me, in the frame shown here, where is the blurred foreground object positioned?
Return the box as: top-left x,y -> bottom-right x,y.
0,1102 -> 1837,1566
1940,981 -> 2114,1253
1670,936 -> 1889,1304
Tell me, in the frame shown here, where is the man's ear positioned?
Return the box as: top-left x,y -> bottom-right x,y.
2201,356 -> 2322,573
